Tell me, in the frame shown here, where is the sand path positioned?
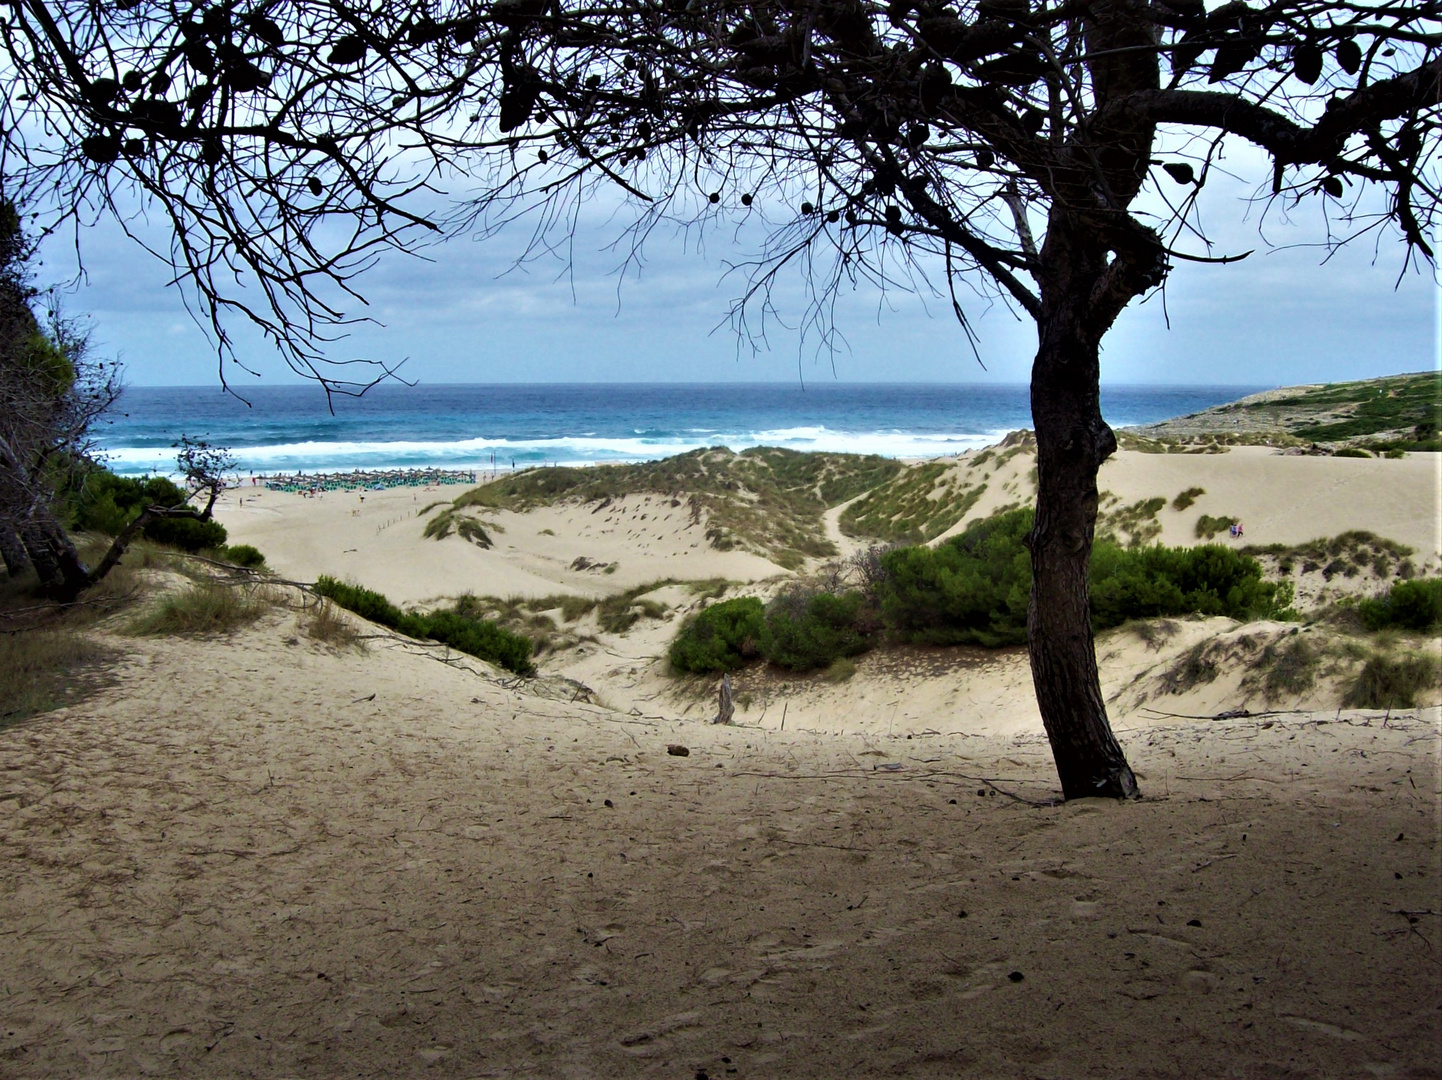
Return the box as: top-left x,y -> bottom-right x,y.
1,611 -> 1437,1078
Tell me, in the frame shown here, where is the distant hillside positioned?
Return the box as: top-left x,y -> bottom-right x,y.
1126,372 -> 1440,452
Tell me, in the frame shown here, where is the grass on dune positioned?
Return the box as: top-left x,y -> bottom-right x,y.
450,446 -> 903,569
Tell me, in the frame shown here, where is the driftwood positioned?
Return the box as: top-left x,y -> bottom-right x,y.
713,672 -> 735,725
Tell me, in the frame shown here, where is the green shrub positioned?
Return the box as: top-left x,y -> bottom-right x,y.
68,470 -> 185,535
669,597 -> 769,673
1357,578 -> 1442,632
402,610 -> 534,675
313,575 -> 406,626
1089,542 -> 1288,630
1333,447 -> 1371,459
313,576 -> 532,674
141,513 -> 228,552
67,470 -> 225,551
765,588 -> 873,671
877,509 -> 1032,647
874,508 -> 1286,647
221,544 -> 265,568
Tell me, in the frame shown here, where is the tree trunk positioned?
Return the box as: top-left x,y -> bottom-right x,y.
15,507 -> 89,601
18,518 -> 62,590
0,522 -> 28,578
1026,287 -> 1139,801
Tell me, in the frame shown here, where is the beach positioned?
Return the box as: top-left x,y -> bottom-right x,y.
1,431 -> 1438,1077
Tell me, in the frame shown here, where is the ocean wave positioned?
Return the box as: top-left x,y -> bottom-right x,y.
98,426 -> 1010,476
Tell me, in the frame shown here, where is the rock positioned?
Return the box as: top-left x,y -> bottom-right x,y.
667,744 -> 690,757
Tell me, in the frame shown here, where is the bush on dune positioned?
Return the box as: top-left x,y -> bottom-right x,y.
667,507 -> 1299,677
669,597 -> 769,673
1357,578 -> 1442,632
133,582 -> 269,636
314,576 -> 407,627
68,469 -> 229,552
403,609 -> 535,676
219,544 -> 265,569
1089,541 -> 1288,630
765,587 -> 873,671
314,575 -> 534,675
877,509 -> 1033,647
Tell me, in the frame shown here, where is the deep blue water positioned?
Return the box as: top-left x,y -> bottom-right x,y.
96,383 -> 1266,476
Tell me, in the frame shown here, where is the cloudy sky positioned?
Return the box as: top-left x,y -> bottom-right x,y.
44,146 -> 1436,389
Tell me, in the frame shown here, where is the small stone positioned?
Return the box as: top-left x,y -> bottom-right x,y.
667,744 -> 690,757
604,799 -> 614,807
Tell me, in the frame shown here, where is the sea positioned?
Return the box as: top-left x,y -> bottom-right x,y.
96,383 -> 1266,477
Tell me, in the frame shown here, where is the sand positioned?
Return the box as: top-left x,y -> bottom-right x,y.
2,441 -> 1439,1076
1,609 -> 1438,1078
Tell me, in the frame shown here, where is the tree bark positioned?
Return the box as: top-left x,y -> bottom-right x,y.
20,510 -> 90,601
18,518 -> 62,591
1026,239 -> 1140,801
0,522 -> 28,578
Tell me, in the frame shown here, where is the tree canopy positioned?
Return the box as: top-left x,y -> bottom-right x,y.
1,1 -> 1435,383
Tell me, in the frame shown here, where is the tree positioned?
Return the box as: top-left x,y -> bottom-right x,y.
0,198 -> 231,599
0,197 -> 122,598
3,0 -> 1436,796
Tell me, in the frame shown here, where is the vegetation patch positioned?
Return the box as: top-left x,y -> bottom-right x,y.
132,581 -> 271,636
422,507 -> 497,547
1098,495 -> 1166,548
838,460 -> 985,543
877,509 -> 1033,647
764,586 -> 873,671
668,508 -> 1293,675
1280,372 -> 1442,448
1194,514 -> 1237,540
1171,487 -> 1205,512
1356,578 -> 1442,632
1343,654 -> 1440,709
0,628 -> 115,729
1243,531 -> 1415,580
1254,635 -> 1321,698
1124,373 -> 1438,451
302,599 -> 367,651
67,469 -> 229,552
669,596 -> 769,674
451,446 -> 902,569
313,576 -> 534,674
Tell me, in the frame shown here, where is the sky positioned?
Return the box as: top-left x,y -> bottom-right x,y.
40,145 -> 1438,389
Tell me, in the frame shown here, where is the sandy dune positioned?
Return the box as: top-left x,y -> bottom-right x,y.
1,608 -> 1437,1078
220,487 -> 787,606
217,445 -> 1440,612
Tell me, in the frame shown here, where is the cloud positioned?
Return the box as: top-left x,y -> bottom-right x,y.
38,144 -> 1434,388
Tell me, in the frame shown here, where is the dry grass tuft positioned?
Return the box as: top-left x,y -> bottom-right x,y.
1343,654 -> 1441,709
131,581 -> 273,636
0,629 -> 115,730
302,599 -> 368,651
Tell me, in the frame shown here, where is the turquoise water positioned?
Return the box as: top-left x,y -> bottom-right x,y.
98,382 -> 1264,476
